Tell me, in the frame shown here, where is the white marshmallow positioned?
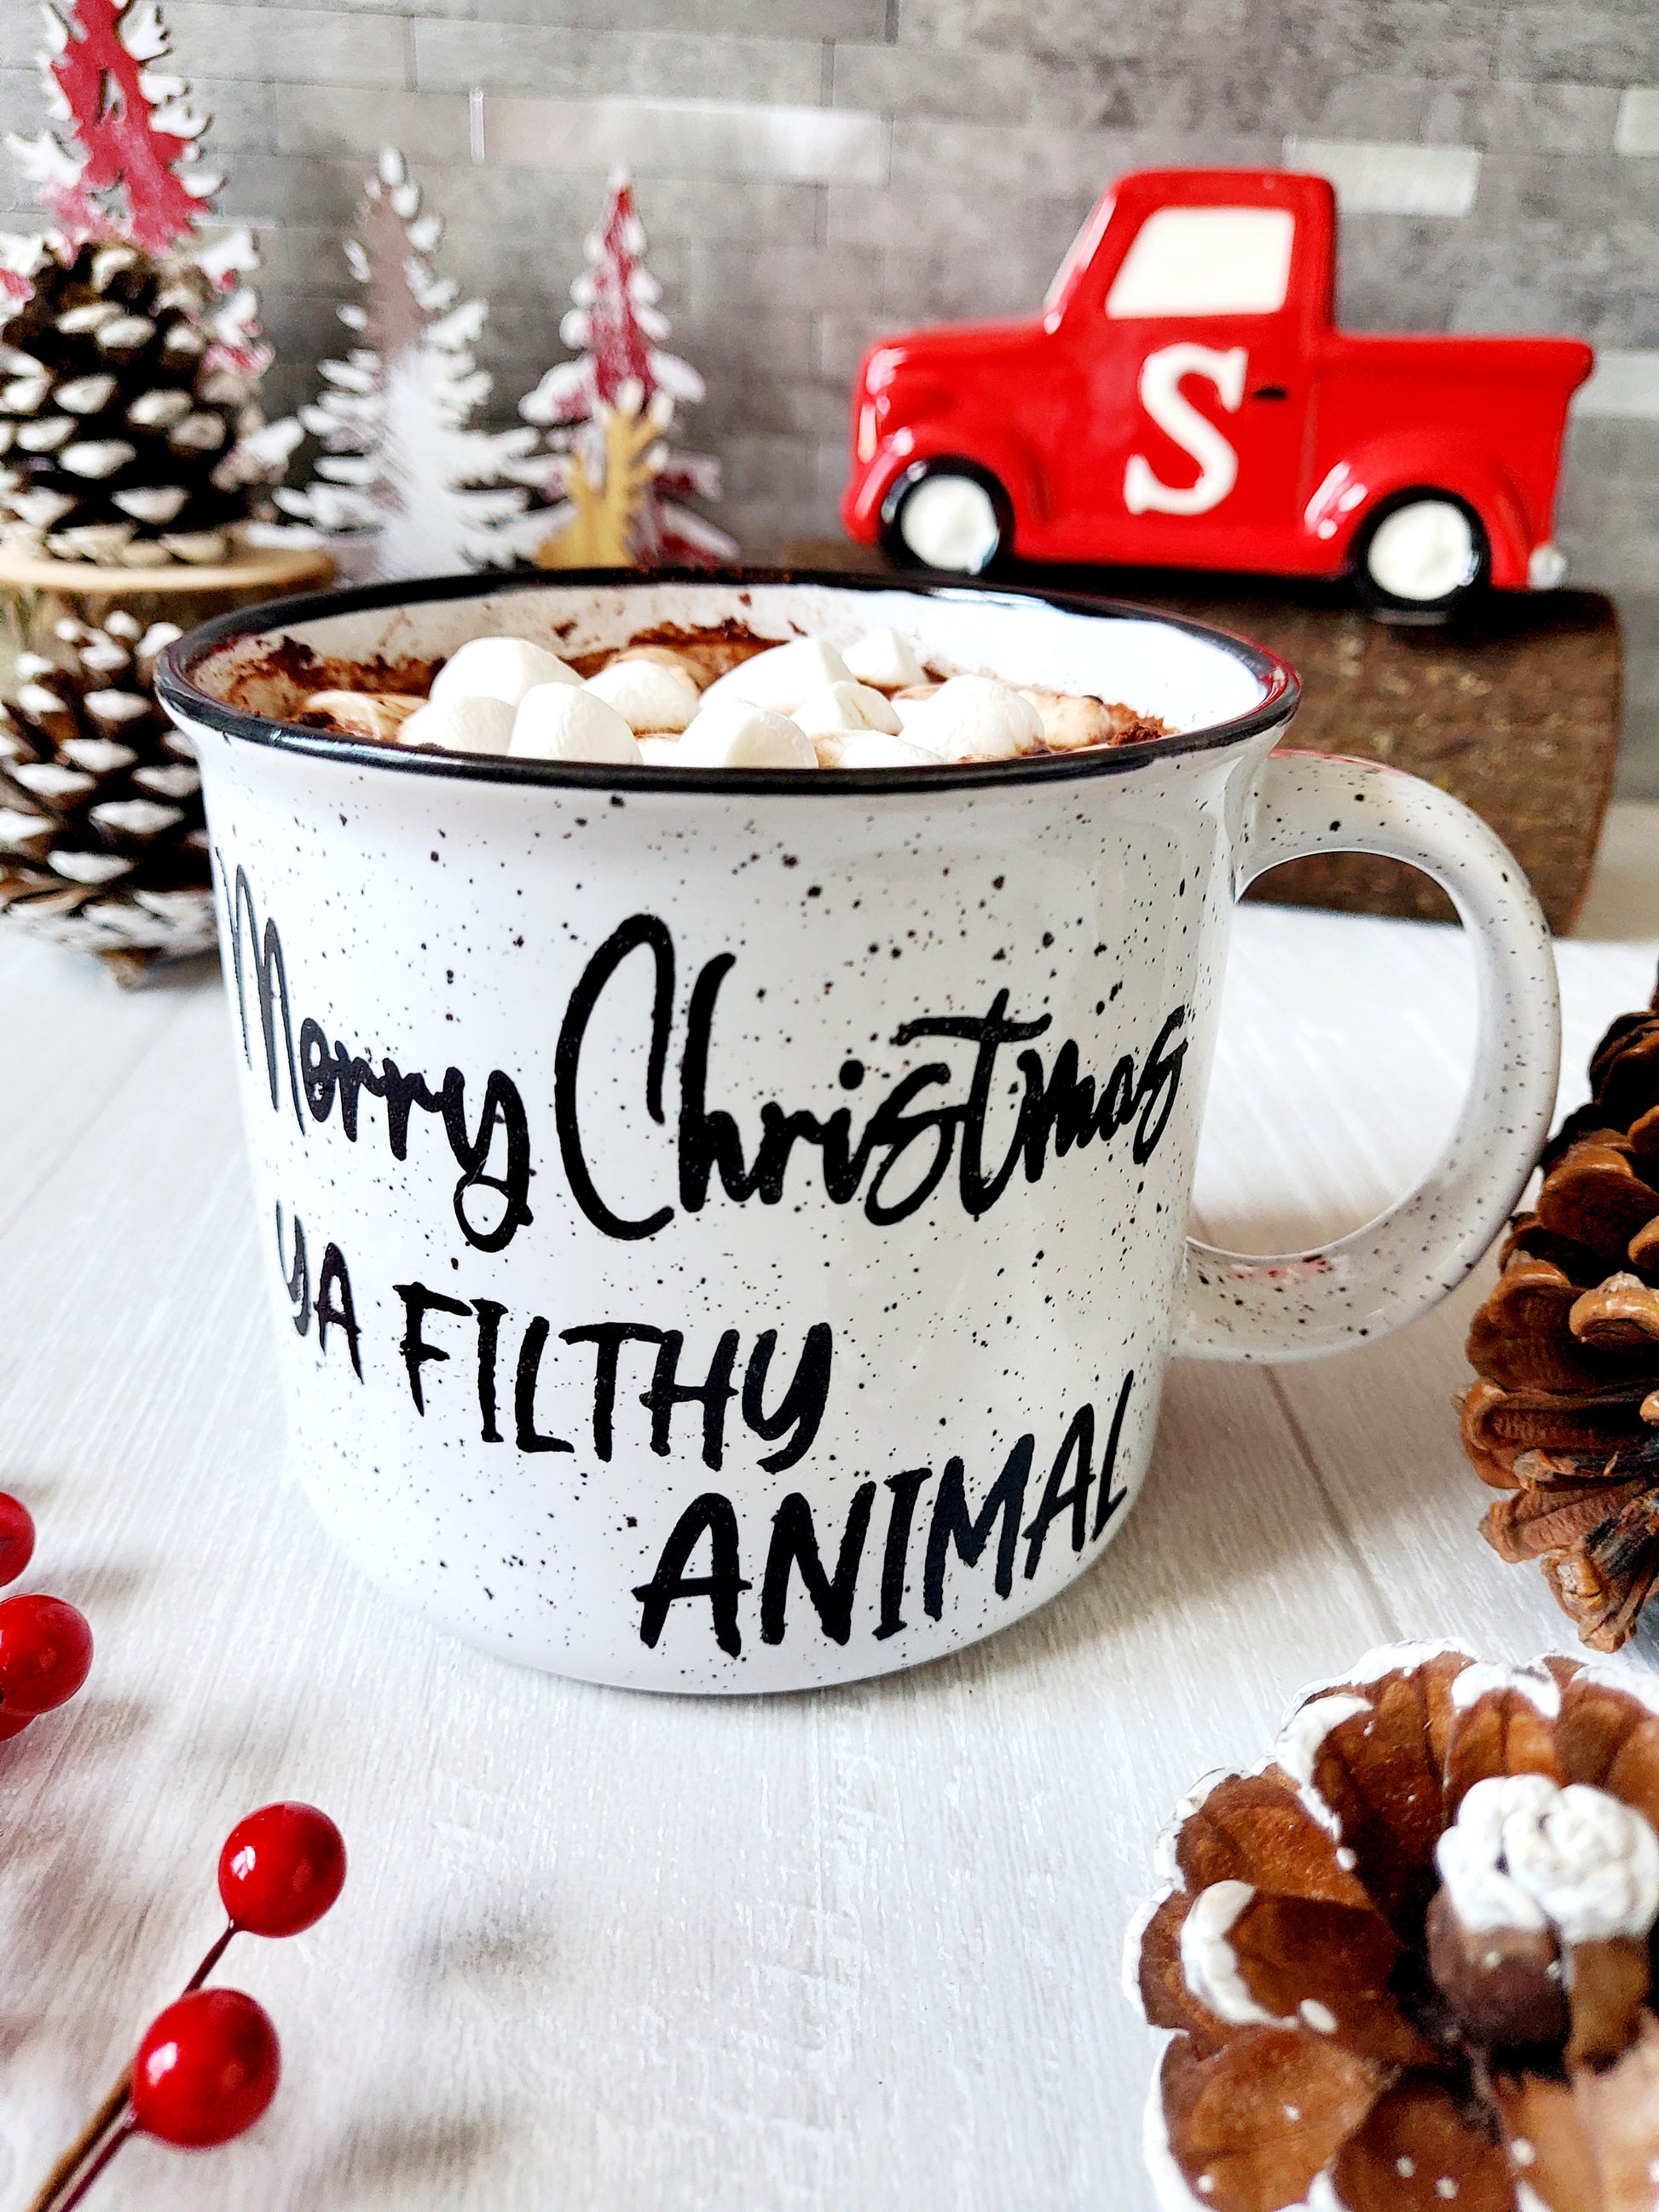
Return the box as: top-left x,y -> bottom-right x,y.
400,695 -> 516,756
509,684 -> 643,765
583,657 -> 699,733
899,674 -> 1043,761
829,731 -> 944,770
790,680 -> 904,739
699,637 -> 851,716
429,636 -> 580,709
677,700 -> 818,770
842,626 -> 924,691
637,736 -> 684,765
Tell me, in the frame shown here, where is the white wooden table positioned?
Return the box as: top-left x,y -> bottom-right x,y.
2,809 -> 1656,2212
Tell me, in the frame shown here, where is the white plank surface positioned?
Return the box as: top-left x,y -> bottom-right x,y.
0,808 -> 1655,2212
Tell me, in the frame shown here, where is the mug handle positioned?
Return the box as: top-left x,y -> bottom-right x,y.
1176,751 -> 1561,1362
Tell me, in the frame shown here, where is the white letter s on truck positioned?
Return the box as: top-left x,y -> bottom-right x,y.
1124,343 -> 1247,517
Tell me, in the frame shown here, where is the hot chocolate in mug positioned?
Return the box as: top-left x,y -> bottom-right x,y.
158,572 -> 1560,1694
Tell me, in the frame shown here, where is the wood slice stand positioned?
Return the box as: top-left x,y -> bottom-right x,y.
1131,576 -> 1621,934
784,542 -> 1621,935
0,540 -> 333,639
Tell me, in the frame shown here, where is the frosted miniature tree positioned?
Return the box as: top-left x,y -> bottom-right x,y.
272,151 -> 544,582
523,172 -> 737,567
6,0 -> 220,255
3,0 -> 275,375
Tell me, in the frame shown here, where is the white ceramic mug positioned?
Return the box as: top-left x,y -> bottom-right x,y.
157,573 -> 1560,1694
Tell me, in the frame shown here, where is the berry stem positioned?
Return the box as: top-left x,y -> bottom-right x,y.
26,2108 -> 133,2212
52,2114 -> 133,2212
184,1920 -> 236,1991
24,1921 -> 239,2211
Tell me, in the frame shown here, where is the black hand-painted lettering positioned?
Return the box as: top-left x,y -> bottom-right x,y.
740,1326 -> 833,1473
629,1377 -> 1135,1655
874,1467 -> 930,1641
760,1483 -> 877,1647
393,1280 -> 470,1414
315,1242 -> 362,1379
934,989 -> 1050,1218
221,880 -> 1188,1248
1022,1402 -> 1095,1580
633,1493 -> 750,1657
515,1317 -> 574,1453
473,1297 -> 506,1443
232,874 -> 533,1251
640,1330 -> 740,1469
679,954 -> 750,1210
298,1017 -> 337,1122
225,864 -> 303,1130
446,1069 -> 534,1251
1092,1370 -> 1135,1539
556,915 -> 675,1239
860,1063 -> 958,1225
559,1323 -> 666,1460
1133,1008 -> 1188,1164
277,1203 -> 310,1335
923,1438 -> 1033,1618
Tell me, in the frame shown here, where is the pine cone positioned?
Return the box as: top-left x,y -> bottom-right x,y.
1133,1643 -> 1659,2212
1460,972 -> 1659,1651
0,604 -> 211,973
0,237 -> 252,568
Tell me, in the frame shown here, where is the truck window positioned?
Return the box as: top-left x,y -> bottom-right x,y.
1044,193 -> 1115,313
1106,206 -> 1294,319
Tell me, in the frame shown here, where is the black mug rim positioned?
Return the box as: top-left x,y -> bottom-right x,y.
155,563 -> 1301,797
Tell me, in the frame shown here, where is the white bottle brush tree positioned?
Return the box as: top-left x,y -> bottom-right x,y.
523,171 -> 737,568
272,151 -> 545,583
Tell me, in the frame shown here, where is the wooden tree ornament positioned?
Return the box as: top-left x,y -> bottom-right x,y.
535,382 -> 670,570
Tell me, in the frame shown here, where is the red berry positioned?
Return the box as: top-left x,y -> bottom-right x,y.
0,1494 -> 35,1586
131,1990 -> 280,2149
0,1711 -> 32,1741
0,1593 -> 92,1716
218,1802 -> 346,1938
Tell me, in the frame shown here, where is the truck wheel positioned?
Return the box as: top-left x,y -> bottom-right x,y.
1352,493 -> 1488,621
881,461 -> 1011,574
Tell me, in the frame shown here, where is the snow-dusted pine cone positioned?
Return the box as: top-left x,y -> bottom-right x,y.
1132,1642 -> 1659,2211
0,236 -> 251,567
1461,974 -> 1659,1651
0,604 -> 211,972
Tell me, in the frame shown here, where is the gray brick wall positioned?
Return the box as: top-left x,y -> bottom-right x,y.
6,0 -> 1659,792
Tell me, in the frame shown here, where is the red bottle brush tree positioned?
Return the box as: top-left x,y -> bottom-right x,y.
522,171 -> 737,569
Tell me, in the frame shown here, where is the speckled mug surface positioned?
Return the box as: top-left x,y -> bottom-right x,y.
157,571 -> 1560,1694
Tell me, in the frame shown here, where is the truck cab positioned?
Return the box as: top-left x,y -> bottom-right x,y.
841,170 -> 1593,617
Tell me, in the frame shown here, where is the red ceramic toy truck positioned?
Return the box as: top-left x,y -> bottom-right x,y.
841,169 -> 1593,618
